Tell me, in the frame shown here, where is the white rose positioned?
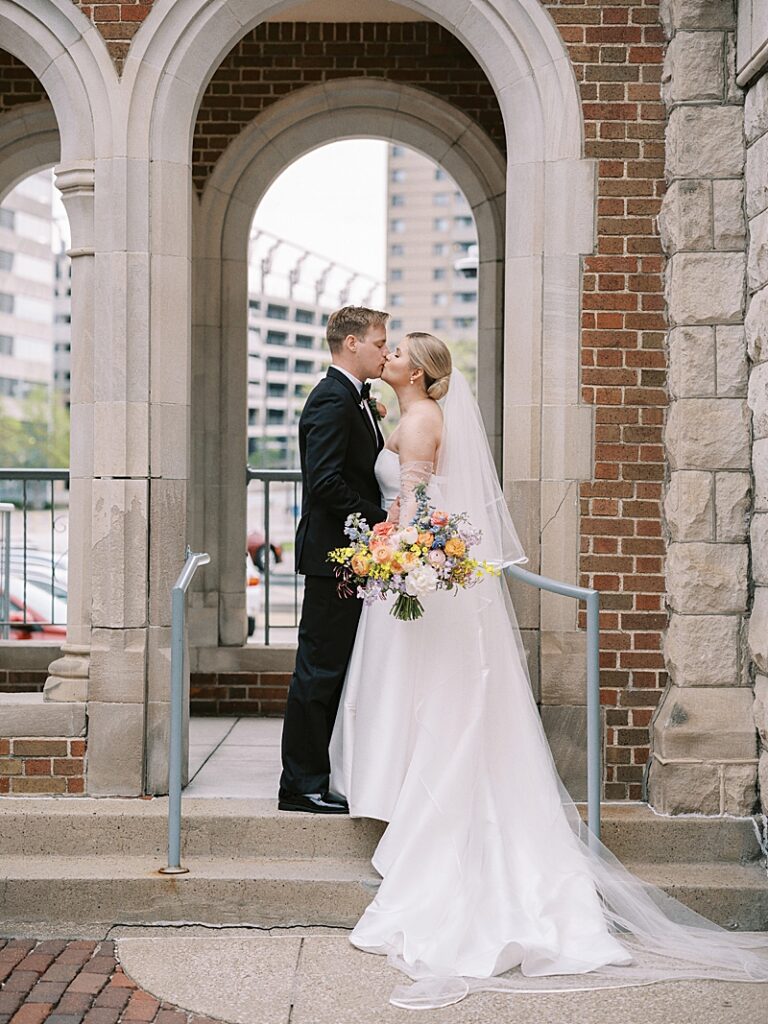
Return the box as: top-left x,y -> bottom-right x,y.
404,564 -> 439,598
400,525 -> 419,545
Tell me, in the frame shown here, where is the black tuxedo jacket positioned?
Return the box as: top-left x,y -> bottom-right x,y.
295,366 -> 388,577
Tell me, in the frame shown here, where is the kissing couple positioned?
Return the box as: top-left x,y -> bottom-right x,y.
277,306 -> 768,1009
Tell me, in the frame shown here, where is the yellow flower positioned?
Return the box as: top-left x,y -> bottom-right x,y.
445,537 -> 466,558
351,553 -> 372,576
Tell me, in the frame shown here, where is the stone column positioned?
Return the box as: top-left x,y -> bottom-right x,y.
743,35 -> 768,810
650,0 -> 758,814
43,164 -> 96,705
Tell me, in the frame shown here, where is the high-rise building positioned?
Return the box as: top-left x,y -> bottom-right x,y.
53,246 -> 72,409
0,172 -> 55,420
385,145 -> 478,383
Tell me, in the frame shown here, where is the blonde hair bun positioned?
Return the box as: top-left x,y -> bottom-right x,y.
406,332 -> 452,401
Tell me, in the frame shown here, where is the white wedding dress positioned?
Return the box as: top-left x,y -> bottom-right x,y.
328,372 -> 768,1010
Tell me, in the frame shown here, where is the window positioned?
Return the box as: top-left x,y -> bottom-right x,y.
433,243 -> 448,257
0,293 -> 13,314
294,383 -> 310,398
267,408 -> 285,424
266,330 -> 288,346
248,437 -> 258,456
432,318 -> 447,331
295,359 -> 314,375
433,218 -> 449,232
267,382 -> 287,397
391,145 -> 406,157
266,356 -> 288,372
390,268 -> 403,281
295,308 -> 314,324
390,294 -> 403,307
0,334 -> 12,356
389,319 -> 402,330
391,194 -> 405,207
454,240 -> 474,254
55,313 -> 71,324
267,303 -> 288,320
390,244 -> 405,257
433,293 -> 448,307
391,169 -> 406,183
454,216 -> 474,229
321,313 -> 329,326
390,218 -> 406,234
434,168 -> 448,182
433,268 -> 446,281
54,342 -> 71,352
0,209 -> 14,231
453,316 -> 477,330
248,298 -> 261,312
433,193 -> 450,207
0,251 -> 13,272
295,334 -> 314,349
454,291 -> 477,304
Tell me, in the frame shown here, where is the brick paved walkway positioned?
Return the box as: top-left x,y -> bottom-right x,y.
0,940 -> 225,1024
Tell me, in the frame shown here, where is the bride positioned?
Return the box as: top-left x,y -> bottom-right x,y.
328,331 -> 768,1010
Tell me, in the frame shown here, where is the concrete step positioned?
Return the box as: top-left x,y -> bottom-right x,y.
0,799 -> 763,864
1,855 -> 766,932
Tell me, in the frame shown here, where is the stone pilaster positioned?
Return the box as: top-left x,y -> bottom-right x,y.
650,0 -> 758,814
744,35 -> 768,813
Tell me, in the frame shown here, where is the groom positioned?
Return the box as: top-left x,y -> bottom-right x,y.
278,306 -> 391,814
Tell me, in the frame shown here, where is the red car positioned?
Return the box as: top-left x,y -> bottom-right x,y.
246,531 -> 283,571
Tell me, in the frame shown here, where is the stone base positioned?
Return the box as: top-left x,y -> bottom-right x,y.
647,756 -> 758,815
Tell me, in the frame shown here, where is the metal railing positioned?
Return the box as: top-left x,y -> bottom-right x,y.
161,546 -> 211,876
246,467 -> 302,644
506,563 -> 602,842
0,468 -> 70,633
0,503 -> 12,640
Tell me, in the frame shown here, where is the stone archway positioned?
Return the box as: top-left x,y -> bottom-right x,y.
123,0 -> 596,795
191,78 -> 506,654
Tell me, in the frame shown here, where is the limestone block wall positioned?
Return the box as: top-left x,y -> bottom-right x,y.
745,68 -> 768,813
649,0 -> 758,815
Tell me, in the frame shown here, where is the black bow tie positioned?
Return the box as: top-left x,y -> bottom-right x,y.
360,382 -> 371,402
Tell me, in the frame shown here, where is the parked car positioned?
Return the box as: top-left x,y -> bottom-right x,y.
2,575 -> 67,641
246,551 -> 261,638
247,530 -> 283,572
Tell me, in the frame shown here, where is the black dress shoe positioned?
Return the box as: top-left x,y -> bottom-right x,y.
278,791 -> 349,814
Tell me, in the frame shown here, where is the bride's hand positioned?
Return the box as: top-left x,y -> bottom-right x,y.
386,497 -> 401,523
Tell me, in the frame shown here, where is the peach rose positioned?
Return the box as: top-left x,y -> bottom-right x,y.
445,537 -> 466,558
372,544 -> 394,564
417,531 -> 434,548
431,510 -> 450,527
351,553 -> 371,576
373,521 -> 396,538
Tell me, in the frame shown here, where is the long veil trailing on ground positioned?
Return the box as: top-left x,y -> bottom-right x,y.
359,370 -> 768,1011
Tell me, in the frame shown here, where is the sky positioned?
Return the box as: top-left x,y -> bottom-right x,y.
51,139 -> 390,294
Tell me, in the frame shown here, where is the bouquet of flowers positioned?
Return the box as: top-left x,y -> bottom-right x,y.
328,483 -> 500,621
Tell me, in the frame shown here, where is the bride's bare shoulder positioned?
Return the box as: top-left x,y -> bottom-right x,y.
402,399 -> 443,433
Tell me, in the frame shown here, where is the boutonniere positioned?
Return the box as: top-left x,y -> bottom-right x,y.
367,395 -> 387,423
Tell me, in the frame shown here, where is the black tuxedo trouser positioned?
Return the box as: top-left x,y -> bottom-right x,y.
279,574 -> 363,796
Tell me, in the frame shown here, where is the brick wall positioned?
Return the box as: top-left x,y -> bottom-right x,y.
191,671 -> 291,716
191,22 -> 505,193
541,0 -> 667,799
70,1 -> 152,69
0,738 -> 86,794
0,50 -> 48,112
0,670 -> 46,694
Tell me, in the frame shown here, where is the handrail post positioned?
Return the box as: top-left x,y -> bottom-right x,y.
160,546 -> 210,876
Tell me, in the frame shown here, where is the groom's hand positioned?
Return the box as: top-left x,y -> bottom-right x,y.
386,497 -> 401,524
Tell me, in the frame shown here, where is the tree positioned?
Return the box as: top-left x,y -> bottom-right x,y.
0,387 -> 70,468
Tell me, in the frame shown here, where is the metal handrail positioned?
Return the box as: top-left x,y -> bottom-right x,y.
160,546 -> 211,876
506,563 -> 602,842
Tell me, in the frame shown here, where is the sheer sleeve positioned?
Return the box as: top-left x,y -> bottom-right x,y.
398,460 -> 434,526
